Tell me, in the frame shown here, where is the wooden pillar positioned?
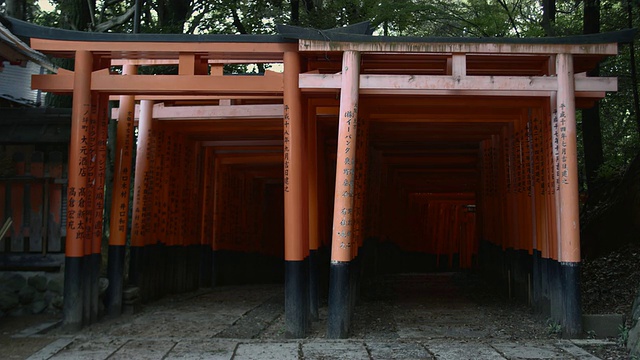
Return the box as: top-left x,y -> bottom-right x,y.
106,65 -> 137,316
88,94 -> 109,324
283,50 -> 309,338
82,92 -> 98,326
550,92 -> 564,324
211,157 -> 221,286
328,50 -> 360,339
62,50 -> 92,331
129,99 -> 154,299
307,100 -> 320,320
159,126 -> 172,294
200,147 -> 214,287
556,53 -> 582,337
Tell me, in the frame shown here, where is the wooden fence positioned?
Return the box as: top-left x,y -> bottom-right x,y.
0,150 -> 66,254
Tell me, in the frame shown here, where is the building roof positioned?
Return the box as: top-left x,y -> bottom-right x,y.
0,19 -> 55,71
0,15 -> 635,48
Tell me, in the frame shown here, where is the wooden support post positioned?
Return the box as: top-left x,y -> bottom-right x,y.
48,152 -> 63,252
87,94 -> 109,324
82,92 -> 98,326
10,153 -> 25,252
550,92 -> 564,324
307,99 -> 320,320
283,50 -> 309,338
159,126 -> 172,294
29,152 -> 44,253
129,99 -> 154,299
556,53 -> 582,337
211,157 -> 221,287
63,50 -> 92,331
107,65 -> 137,316
199,146 -> 214,287
328,50 -> 360,339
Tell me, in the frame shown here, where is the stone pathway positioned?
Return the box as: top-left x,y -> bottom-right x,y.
1,274 -> 617,359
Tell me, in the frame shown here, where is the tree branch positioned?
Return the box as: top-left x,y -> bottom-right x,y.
496,0 -> 521,37
231,9 -> 248,34
94,6 -> 135,32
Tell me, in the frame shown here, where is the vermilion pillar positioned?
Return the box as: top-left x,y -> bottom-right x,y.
88,94 -> 109,325
62,50 -> 92,330
307,101 -> 320,320
107,65 -> 137,316
211,157 -> 222,286
283,51 -> 309,338
129,99 -> 154,298
556,53 -> 582,337
82,92 -> 98,325
328,50 -> 360,339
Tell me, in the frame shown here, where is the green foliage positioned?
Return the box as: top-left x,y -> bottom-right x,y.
546,318 -> 562,337
618,323 -> 630,346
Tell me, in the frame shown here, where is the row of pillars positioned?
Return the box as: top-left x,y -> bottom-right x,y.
62,50 -> 582,338
477,54 -> 581,336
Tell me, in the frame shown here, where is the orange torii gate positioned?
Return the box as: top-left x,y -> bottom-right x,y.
4,16 -> 634,338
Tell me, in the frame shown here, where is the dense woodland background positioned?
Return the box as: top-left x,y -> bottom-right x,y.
1,0 -> 640,255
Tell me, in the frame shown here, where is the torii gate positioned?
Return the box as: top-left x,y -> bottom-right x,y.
4,16 -> 634,338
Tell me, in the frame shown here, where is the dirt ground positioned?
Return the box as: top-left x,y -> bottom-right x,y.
0,272 -> 631,359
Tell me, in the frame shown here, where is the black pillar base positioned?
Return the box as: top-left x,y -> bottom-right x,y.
309,249 -> 319,321
129,245 -> 145,301
549,259 -> 563,325
82,253 -> 91,325
62,256 -> 83,331
106,245 -> 126,317
285,258 -> 309,338
200,245 -> 213,288
561,261 -> 582,337
211,250 -> 219,287
327,260 -> 351,339
90,253 -> 100,324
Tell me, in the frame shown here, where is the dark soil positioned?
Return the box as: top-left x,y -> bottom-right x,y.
581,242 -> 640,317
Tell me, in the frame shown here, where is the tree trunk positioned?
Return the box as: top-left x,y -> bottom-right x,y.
5,0 -> 25,20
59,0 -> 94,31
542,0 -> 555,36
156,0 -> 192,33
581,0 -> 604,194
628,0 -> 640,135
291,0 -> 300,25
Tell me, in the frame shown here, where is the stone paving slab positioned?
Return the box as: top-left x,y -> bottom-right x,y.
234,341 -> 299,360
303,340 -> 370,360
108,339 -> 177,360
427,339 -> 507,359
26,338 -> 75,360
163,339 -> 237,360
366,341 -> 434,359
492,342 -> 568,359
47,337 -> 128,360
556,340 -> 602,360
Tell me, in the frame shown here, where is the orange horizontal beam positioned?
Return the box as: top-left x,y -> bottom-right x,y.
202,140 -> 283,147
217,153 -> 283,165
32,72 -> 283,95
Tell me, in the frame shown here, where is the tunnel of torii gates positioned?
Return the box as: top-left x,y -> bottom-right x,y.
7,18 -> 635,338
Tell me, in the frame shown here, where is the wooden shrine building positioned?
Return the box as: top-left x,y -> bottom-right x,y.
1,16 -> 635,338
